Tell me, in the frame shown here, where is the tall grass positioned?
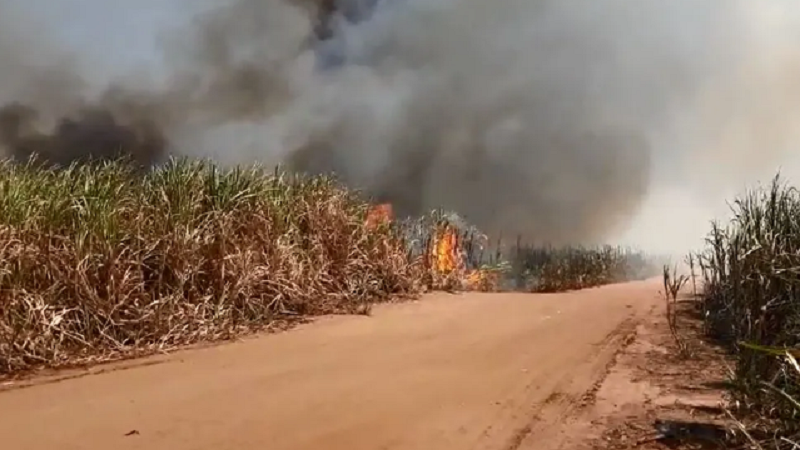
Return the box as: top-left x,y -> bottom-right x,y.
511,244 -> 657,292
0,157 -> 660,376
696,174 -> 800,446
0,158 -> 420,374
400,211 -> 658,292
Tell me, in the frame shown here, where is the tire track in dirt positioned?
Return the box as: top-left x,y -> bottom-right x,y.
505,317 -> 641,450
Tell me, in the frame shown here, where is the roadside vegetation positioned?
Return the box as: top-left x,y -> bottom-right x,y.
692,174 -> 800,449
0,158 -> 658,376
0,158 -> 420,374
511,244 -> 657,292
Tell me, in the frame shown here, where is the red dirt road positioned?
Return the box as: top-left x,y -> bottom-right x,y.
0,280 -> 661,450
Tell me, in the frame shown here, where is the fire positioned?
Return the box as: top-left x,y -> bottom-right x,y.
365,203 -> 394,229
464,268 -> 498,292
428,225 -> 497,291
431,224 -> 460,275
364,202 -> 498,291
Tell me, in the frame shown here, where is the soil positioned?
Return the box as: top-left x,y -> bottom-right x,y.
0,279 -> 729,450
520,293 -> 733,450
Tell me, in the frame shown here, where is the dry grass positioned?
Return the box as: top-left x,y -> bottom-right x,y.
663,264 -> 690,356
400,212 -> 659,293
695,173 -> 800,448
511,244 -> 658,292
0,158 -> 661,377
0,158 -> 421,375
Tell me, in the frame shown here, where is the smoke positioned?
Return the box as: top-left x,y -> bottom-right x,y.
2,0 -> 800,250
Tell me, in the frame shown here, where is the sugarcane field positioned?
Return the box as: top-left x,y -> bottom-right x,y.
0,1 -> 799,449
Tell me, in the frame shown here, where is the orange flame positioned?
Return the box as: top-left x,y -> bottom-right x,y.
464,268 -> 498,291
430,224 -> 460,275
364,204 -> 498,291
429,226 -> 497,291
365,203 -> 394,230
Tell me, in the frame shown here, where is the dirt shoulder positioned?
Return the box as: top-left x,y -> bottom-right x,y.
523,294 -> 732,450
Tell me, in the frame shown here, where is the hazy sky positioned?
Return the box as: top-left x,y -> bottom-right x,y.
14,1 -> 207,78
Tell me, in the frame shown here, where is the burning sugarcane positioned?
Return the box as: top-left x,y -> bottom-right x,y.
367,203 -> 500,291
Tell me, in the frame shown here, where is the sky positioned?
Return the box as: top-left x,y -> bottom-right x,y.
14,1 -> 207,79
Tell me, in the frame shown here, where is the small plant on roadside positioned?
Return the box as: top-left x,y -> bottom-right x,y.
663,264 -> 690,356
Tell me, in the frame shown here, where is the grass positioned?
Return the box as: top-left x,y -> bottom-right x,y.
0,158 -> 420,375
400,210 -> 659,292
695,174 -> 800,448
0,157 -> 659,376
510,244 -> 658,292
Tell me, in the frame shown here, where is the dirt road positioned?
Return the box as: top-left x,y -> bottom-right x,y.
0,279 -> 661,450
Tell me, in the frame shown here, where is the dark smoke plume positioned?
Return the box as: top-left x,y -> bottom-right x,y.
0,101 -> 165,168
3,0 -> 800,250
